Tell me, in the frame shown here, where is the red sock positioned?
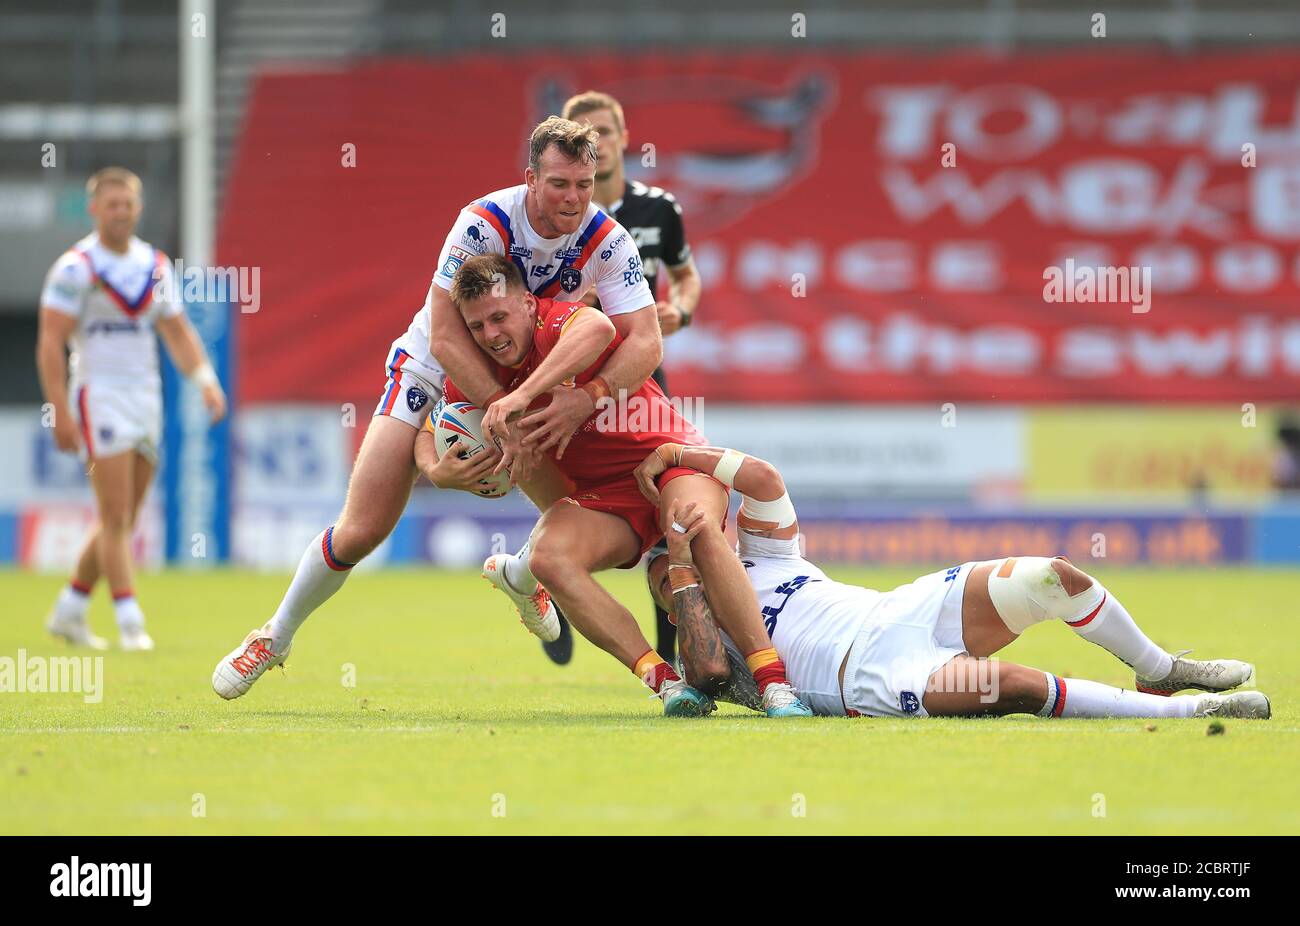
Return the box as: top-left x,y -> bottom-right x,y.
746,647 -> 789,695
633,650 -> 680,694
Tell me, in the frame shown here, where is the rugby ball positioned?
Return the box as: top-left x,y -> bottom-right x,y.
432,401 -> 512,498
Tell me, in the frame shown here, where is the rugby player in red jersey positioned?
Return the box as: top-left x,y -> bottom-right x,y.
416,253 -> 812,717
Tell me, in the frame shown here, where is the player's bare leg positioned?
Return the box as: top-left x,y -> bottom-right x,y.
660,478 -> 812,717
47,521 -> 108,648
913,558 -> 1268,718
62,451 -> 153,594
921,655 -> 1269,719
78,449 -> 153,650
527,503 -> 651,665
961,556 -> 1255,695
526,502 -> 706,714
50,520 -> 111,651
213,415 -> 418,699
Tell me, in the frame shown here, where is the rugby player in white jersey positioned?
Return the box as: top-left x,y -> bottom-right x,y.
212,117 -> 665,698
37,167 -> 227,651
637,446 -> 1270,721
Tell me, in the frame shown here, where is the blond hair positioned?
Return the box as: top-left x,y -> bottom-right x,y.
562,90 -> 626,134
450,253 -> 525,307
86,167 -> 142,198
528,116 -> 598,174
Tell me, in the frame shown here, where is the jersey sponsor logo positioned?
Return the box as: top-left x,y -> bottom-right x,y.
509,244 -> 534,260
599,232 -> 628,261
555,246 -> 584,261
622,255 -> 644,286
629,227 -> 662,247
761,575 -> 819,636
439,253 -> 465,280
460,223 -> 490,254
559,267 -> 582,293
944,565 -> 961,582
899,691 -> 921,714
84,320 -> 143,335
406,384 -> 430,413
531,263 -> 554,278
51,280 -> 80,300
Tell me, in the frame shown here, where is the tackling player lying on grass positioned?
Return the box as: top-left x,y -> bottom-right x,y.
638,446 -> 1270,721
413,253 -> 812,717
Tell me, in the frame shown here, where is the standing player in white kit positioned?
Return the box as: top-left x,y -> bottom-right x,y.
37,167 -> 228,651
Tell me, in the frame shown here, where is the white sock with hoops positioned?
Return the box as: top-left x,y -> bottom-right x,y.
1039,674 -> 1196,719
267,526 -> 353,653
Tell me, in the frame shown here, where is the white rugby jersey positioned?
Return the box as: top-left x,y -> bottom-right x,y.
723,533 -> 882,716
40,232 -> 181,390
396,184 -> 654,369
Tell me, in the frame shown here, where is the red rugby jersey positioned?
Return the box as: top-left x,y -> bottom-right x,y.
444,298 -> 706,488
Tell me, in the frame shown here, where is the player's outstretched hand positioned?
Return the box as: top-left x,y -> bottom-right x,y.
203,382 -> 228,424
427,437 -> 503,492
520,386 -> 597,460
666,500 -> 708,565
634,443 -> 681,506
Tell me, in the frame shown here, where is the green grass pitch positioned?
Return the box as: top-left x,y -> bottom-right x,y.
2,566 -> 1296,834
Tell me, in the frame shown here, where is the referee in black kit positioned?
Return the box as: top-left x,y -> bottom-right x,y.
538,90 -> 702,667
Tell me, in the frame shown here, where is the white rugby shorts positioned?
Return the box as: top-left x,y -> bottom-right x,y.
841,562 -> 975,718
373,345 -> 445,428
72,382 -> 161,463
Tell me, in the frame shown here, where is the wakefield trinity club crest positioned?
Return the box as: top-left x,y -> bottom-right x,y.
406,384 -> 429,414
559,267 -> 582,293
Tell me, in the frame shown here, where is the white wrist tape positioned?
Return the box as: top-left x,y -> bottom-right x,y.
711,448 -> 747,487
190,362 -> 219,389
740,492 -> 797,529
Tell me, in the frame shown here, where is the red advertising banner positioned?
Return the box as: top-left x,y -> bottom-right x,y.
221,52 -> 1300,404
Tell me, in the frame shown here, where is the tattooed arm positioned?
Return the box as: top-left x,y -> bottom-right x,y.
673,584 -> 732,696
665,500 -> 732,695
